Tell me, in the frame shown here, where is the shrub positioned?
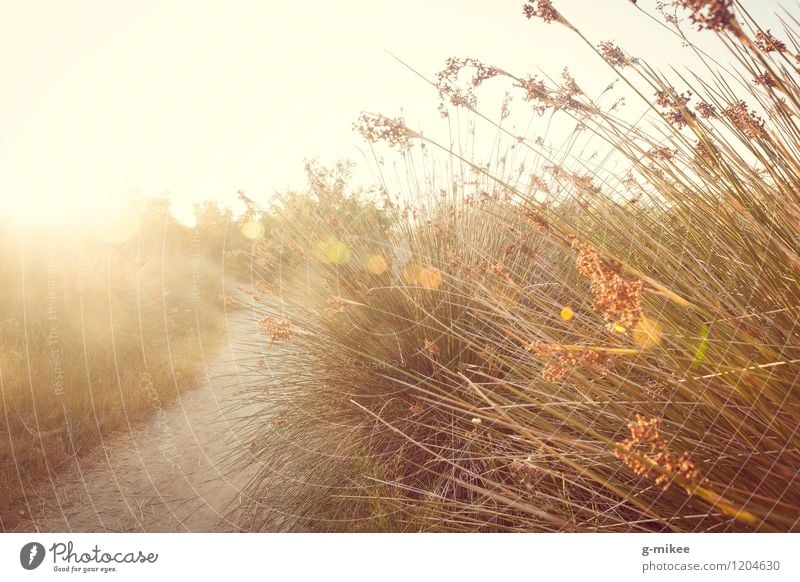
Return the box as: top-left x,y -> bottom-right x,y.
240,1 -> 800,532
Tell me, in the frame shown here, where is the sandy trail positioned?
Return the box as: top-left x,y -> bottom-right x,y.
12,303 -> 269,533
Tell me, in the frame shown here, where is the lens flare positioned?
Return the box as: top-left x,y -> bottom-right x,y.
315,237 -> 351,264
417,266 -> 442,289
366,254 -> 388,275
692,324 -> 710,367
241,221 -> 265,240
632,316 -> 663,348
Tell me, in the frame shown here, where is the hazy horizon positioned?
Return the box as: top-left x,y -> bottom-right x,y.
1,0 -> 784,227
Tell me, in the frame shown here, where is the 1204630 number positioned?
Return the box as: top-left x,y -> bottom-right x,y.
733,560 -> 780,571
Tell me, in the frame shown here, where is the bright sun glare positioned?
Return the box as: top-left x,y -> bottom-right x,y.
3,194 -> 142,244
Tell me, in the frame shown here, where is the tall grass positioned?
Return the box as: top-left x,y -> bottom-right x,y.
238,0 -> 800,532
0,199 -> 237,529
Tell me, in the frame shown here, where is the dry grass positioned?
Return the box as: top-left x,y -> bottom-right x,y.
237,1 -> 800,532
0,201 -> 235,529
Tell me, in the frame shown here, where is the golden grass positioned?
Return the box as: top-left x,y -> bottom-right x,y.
0,204 -> 234,529
236,2 -> 800,532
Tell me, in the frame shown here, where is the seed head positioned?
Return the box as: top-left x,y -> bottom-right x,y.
722,100 -> 768,140
753,72 -> 777,88
422,338 -> 440,360
571,238 -> 643,331
525,342 -> 616,381
615,414 -> 705,493
677,0 -> 736,33
755,29 -> 786,52
694,101 -> 716,119
354,113 -> 418,149
520,206 -> 551,232
515,75 -> 551,115
599,41 -> 636,67
694,140 -> 720,165
522,0 -> 560,23
655,89 -> 694,128
259,317 -> 294,344
647,146 -> 677,161
435,57 -> 501,113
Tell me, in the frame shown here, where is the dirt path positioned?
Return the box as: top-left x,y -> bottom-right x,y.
12,303 -> 268,532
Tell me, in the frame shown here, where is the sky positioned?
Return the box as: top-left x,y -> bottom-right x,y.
0,0 -> 788,226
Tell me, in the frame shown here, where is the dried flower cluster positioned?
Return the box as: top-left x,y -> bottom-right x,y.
615,414 -> 704,493
424,218 -> 453,240
459,189 -> 501,210
486,261 -> 512,280
446,254 -> 488,279
570,173 -> 602,196
515,75 -> 550,115
655,89 -> 694,128
529,174 -> 550,193
656,1 -> 680,26
694,139 -> 720,165
520,206 -> 551,232
447,236 -> 535,280
722,100 -> 768,140
571,238 -> 643,330
513,231 -> 539,258
599,41 -> 636,67
753,72 -> 777,88
259,316 -> 294,344
354,113 -> 416,149
694,101 -> 716,118
621,170 -> 640,191
522,0 -> 560,23
554,68 -> 585,112
446,253 -> 467,275
647,146 -> 677,161
755,29 -> 786,52
513,69 -> 585,115
677,0 -> 736,32
422,337 -> 441,360
435,57 -> 501,114
500,90 -> 513,120
325,296 -> 346,315
525,341 -> 615,382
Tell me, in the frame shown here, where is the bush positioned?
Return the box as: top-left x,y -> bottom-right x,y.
238,2 -> 800,532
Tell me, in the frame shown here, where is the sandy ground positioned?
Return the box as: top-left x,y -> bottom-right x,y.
10,303 -> 269,533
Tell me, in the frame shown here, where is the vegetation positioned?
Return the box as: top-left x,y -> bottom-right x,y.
0,198 -> 240,529
238,0 -> 800,532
